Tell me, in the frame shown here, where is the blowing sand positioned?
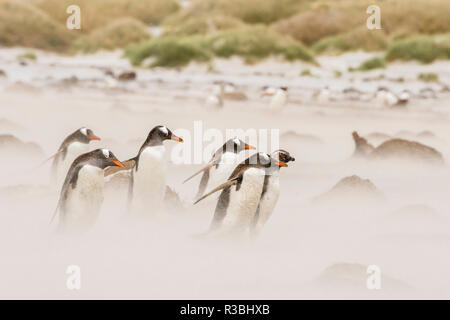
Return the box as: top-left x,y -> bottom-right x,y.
1,48 -> 450,299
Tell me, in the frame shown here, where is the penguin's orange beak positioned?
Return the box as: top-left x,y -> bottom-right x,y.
245,144 -> 256,150
262,92 -> 274,97
91,135 -> 101,141
112,160 -> 124,167
275,161 -> 287,168
171,135 -> 183,143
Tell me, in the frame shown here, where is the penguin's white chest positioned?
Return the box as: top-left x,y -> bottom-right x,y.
132,146 -> 166,214
210,152 -> 239,188
63,165 -> 105,230
255,174 -> 280,231
57,142 -> 90,186
270,90 -> 287,111
222,168 -> 265,233
66,142 -> 90,166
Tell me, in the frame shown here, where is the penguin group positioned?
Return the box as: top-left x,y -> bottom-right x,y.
50,125 -> 294,239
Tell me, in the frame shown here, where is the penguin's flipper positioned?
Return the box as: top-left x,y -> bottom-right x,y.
193,178 -> 238,205
34,150 -> 63,170
104,159 -> 135,177
183,160 -> 217,184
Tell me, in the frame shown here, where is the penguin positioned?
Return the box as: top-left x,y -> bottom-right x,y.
313,86 -> 331,103
396,89 -> 410,106
128,125 -> 183,216
264,87 -> 288,112
250,149 -> 295,238
54,148 -> 124,231
375,87 -> 398,106
183,138 -> 255,199
206,82 -> 224,108
194,153 -> 287,237
51,127 -> 101,188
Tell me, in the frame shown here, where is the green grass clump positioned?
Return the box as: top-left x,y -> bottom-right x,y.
17,52 -> 37,61
354,57 -> 386,71
0,1 -> 74,52
418,72 -> 439,82
73,18 -> 151,52
204,25 -> 314,63
125,25 -> 314,68
125,36 -> 211,67
300,69 -> 312,76
163,15 -> 244,36
386,35 -> 450,63
164,0 -> 302,27
216,0 -> 303,24
312,27 -> 389,54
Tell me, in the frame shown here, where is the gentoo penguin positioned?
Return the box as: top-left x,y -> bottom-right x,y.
128,125 -> 183,216
183,138 -> 255,198
264,87 -> 288,112
194,153 -> 287,237
206,82 -> 224,108
51,127 -> 101,188
314,86 -> 331,103
54,148 -> 123,231
375,87 -> 398,106
250,149 -> 295,238
396,89 -> 410,106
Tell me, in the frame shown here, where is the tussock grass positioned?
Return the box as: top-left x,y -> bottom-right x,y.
164,0 -> 303,27
216,0 -> 304,24
353,57 -> 386,72
274,0 -> 450,47
0,0 -> 74,52
125,36 -> 211,67
418,73 -> 439,82
17,52 -> 37,61
73,18 -> 151,52
30,0 -> 180,33
163,15 -> 244,36
386,34 -> 450,63
312,27 -> 388,54
125,25 -> 314,68
204,25 -> 314,63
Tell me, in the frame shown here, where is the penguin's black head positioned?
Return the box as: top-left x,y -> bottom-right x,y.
145,125 -> 183,146
271,149 -> 295,165
246,152 -> 287,169
223,137 -> 255,154
280,87 -> 288,92
89,149 -> 124,169
76,127 -> 101,144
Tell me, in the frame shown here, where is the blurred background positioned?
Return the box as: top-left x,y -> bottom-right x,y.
0,0 -> 448,66
1,0 -> 450,299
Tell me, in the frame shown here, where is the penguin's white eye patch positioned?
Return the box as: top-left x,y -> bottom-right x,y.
233,138 -> 240,146
102,149 -> 110,158
262,153 -> 269,162
159,126 -> 168,135
80,128 -> 88,136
